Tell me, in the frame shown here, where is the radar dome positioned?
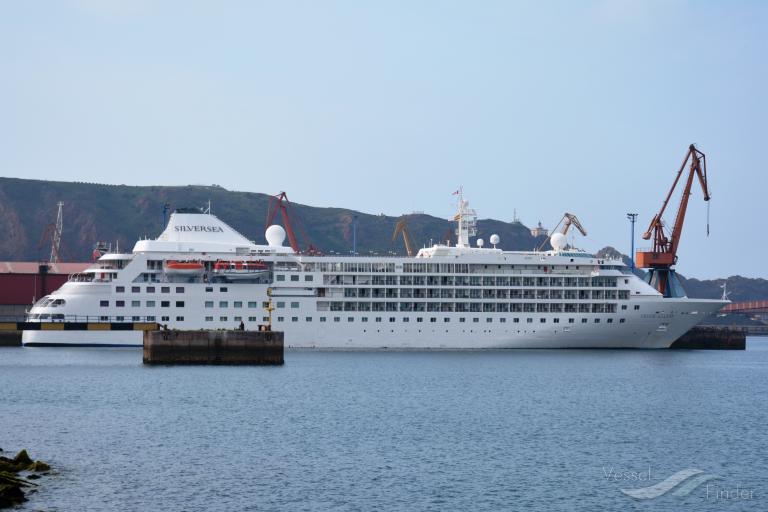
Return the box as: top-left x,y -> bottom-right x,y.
477,238 -> 484,248
490,234 -> 500,246
265,225 -> 286,247
550,232 -> 567,251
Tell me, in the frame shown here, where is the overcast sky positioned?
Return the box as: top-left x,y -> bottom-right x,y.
1,1 -> 765,279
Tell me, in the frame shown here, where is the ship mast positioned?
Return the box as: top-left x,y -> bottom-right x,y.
453,188 -> 477,248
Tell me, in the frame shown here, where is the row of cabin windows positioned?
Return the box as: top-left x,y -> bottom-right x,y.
102,315 -> 179,322
116,285 -> 232,293
335,288 -> 630,300
276,275 -> 313,282
323,275 -> 627,287
270,316 -> 629,324
302,262 -> 616,273
204,301 -> 265,308
104,300 -> 185,308
317,302 -> 629,313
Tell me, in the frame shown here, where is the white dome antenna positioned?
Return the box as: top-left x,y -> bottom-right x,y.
265,225 -> 286,247
477,238 -> 484,248
490,234 -> 500,248
550,232 -> 567,251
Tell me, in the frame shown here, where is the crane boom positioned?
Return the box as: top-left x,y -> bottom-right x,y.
392,217 -> 415,257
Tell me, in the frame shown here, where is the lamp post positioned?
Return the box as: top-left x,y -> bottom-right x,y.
626,213 -> 638,270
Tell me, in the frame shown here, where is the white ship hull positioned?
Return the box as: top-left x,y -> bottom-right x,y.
22,206 -> 726,350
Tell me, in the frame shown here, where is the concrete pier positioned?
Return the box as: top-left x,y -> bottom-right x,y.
143,330 -> 284,365
670,326 -> 746,350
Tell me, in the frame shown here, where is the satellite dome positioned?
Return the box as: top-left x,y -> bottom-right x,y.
550,232 -> 567,251
265,225 -> 286,247
477,238 -> 484,248
490,234 -> 500,246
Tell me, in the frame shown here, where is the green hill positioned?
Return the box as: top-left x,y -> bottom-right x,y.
0,177 -> 545,261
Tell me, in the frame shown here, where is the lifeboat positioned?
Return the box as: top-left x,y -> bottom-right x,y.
165,260 -> 205,275
212,260 -> 268,280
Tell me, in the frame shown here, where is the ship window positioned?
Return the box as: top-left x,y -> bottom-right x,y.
176,301 -> 185,307
350,317 -> 355,322
621,305 -> 627,310
488,318 -> 494,323
248,301 -> 258,308
161,301 -> 170,307
116,316 -> 124,321
375,317 -> 382,322
594,319 -> 600,323
132,301 -> 140,307
460,318 -> 466,323
249,317 -> 258,322
514,318 -> 520,323
220,316 -> 228,321
306,317 -> 312,322
625,279 -> 629,284
132,286 -> 140,293
389,317 -> 395,322
539,318 -> 545,323
161,316 -> 169,321
620,318 -> 626,323
527,318 -> 533,323
220,301 -> 229,308
116,300 -> 125,307
116,286 -> 125,293
320,317 -> 327,322
474,318 -> 480,323
234,301 -> 243,308
634,305 -> 640,310
334,317 -> 340,322
276,302 -> 284,308
100,300 -> 109,307
100,315 -> 108,321
176,316 -> 184,321
417,317 -> 423,323
262,302 -> 270,308
205,287 -> 213,292
568,318 -> 574,323
161,287 -> 170,293
277,275 -> 286,281
291,275 -> 299,282
362,317 -> 368,322
205,301 -> 213,308
132,316 -> 140,321
147,286 -> 156,293
582,318 -> 588,323
147,316 -> 155,321
176,287 -> 185,293
205,316 -> 213,321
444,318 -> 450,323
305,275 -> 313,282
291,302 -> 299,308
233,315 -> 242,322
292,317 -> 299,322
220,287 -> 228,292
553,318 -> 559,323
607,318 -> 613,323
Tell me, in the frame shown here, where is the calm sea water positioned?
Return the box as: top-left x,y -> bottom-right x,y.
2,340 -> 767,511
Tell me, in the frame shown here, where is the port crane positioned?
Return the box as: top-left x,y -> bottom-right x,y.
392,216 -> 415,257
538,212 -> 587,251
37,201 -> 65,263
635,144 -> 710,296
265,192 -> 319,254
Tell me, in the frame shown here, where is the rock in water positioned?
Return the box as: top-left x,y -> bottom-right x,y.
11,450 -> 32,466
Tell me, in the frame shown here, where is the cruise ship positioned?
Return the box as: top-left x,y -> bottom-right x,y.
23,194 -> 725,348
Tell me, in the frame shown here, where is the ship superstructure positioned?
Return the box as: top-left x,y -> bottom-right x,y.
23,194 -> 725,348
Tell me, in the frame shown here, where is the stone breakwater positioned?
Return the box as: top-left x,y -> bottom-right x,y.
0,448 -> 51,508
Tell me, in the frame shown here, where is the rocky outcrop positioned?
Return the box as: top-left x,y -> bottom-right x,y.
0,449 -> 51,508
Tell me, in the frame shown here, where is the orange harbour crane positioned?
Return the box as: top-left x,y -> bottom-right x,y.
635,144 -> 711,297
392,216 -> 415,257
265,192 -> 318,254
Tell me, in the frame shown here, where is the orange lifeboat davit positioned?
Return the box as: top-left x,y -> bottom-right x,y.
165,260 -> 205,276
